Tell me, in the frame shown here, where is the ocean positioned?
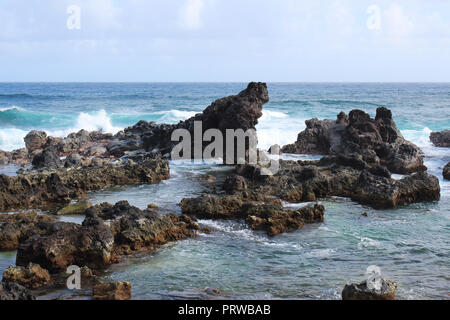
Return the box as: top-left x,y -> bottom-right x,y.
0,83 -> 449,299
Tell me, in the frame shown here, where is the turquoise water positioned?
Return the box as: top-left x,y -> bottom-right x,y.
0,83 -> 449,299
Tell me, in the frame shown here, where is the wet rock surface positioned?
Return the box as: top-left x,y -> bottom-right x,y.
234,156 -> 440,209
342,279 -> 398,300
444,162 -> 450,180
282,108 -> 426,174
430,130 -> 450,147
2,263 -> 51,289
0,212 -> 55,250
0,158 -> 170,212
15,201 -> 202,273
181,193 -> 325,236
92,281 -> 132,300
0,281 -> 36,300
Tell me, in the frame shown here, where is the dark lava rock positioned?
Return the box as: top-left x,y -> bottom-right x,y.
24,130 -> 48,153
430,130 -> 450,147
443,162 -> 450,180
32,149 -> 63,169
116,82 -> 269,161
223,175 -> 248,194
0,158 -> 170,212
16,201 -> 201,273
342,279 -> 397,300
16,219 -> 116,273
0,212 -> 55,250
0,282 -> 36,300
64,153 -> 82,168
282,107 -> 426,174
2,263 -> 51,289
181,193 -> 324,236
93,281 -> 131,300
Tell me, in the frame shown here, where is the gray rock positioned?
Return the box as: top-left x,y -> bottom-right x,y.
24,130 -> 48,152
32,149 -> 63,169
342,279 -> 397,300
430,130 -> 450,147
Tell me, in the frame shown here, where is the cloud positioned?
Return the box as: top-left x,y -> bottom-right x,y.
180,0 -> 204,30
383,3 -> 414,38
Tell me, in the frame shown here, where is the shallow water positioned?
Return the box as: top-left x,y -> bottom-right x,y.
0,83 -> 449,299
95,156 -> 450,300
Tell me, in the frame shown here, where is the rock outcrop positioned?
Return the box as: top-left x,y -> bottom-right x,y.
430,130 -> 450,147
110,82 -> 269,160
0,157 -> 170,212
16,218 -> 115,273
0,212 -> 55,250
232,155 -> 439,209
180,194 -> 324,236
0,282 -> 36,300
16,201 -> 202,273
93,281 -> 131,300
2,263 -> 51,289
444,162 -> 450,180
282,108 -> 426,174
342,279 -> 397,300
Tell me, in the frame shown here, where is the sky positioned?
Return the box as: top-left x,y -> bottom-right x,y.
0,0 -> 450,82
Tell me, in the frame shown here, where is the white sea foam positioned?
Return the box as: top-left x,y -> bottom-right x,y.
0,109 -> 122,151
305,248 -> 336,258
256,110 -> 304,150
157,109 -> 199,122
0,105 -> 24,112
0,128 -> 29,151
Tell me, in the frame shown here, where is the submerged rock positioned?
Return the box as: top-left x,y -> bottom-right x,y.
0,282 -> 36,300
56,201 -> 92,216
0,158 -> 170,212
281,108 -> 426,174
430,130 -> 450,147
2,263 -> 51,289
93,281 -> 131,300
0,212 -> 55,250
342,279 -> 397,300
181,193 -> 324,236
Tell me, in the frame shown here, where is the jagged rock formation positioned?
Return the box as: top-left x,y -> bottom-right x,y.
232,156 -> 440,209
93,281 -> 132,300
0,212 -> 55,250
0,282 -> 36,300
15,201 -> 202,273
2,263 -> 51,289
0,158 -> 169,212
110,82 -> 269,159
282,108 -> 426,174
180,194 -> 324,236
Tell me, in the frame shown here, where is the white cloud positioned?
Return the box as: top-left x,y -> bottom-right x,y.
384,3 -> 414,38
180,0 -> 204,30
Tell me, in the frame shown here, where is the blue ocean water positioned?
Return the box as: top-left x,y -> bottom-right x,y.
0,83 -> 449,299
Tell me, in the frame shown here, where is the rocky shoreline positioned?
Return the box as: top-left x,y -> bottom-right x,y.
0,83 -> 445,300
